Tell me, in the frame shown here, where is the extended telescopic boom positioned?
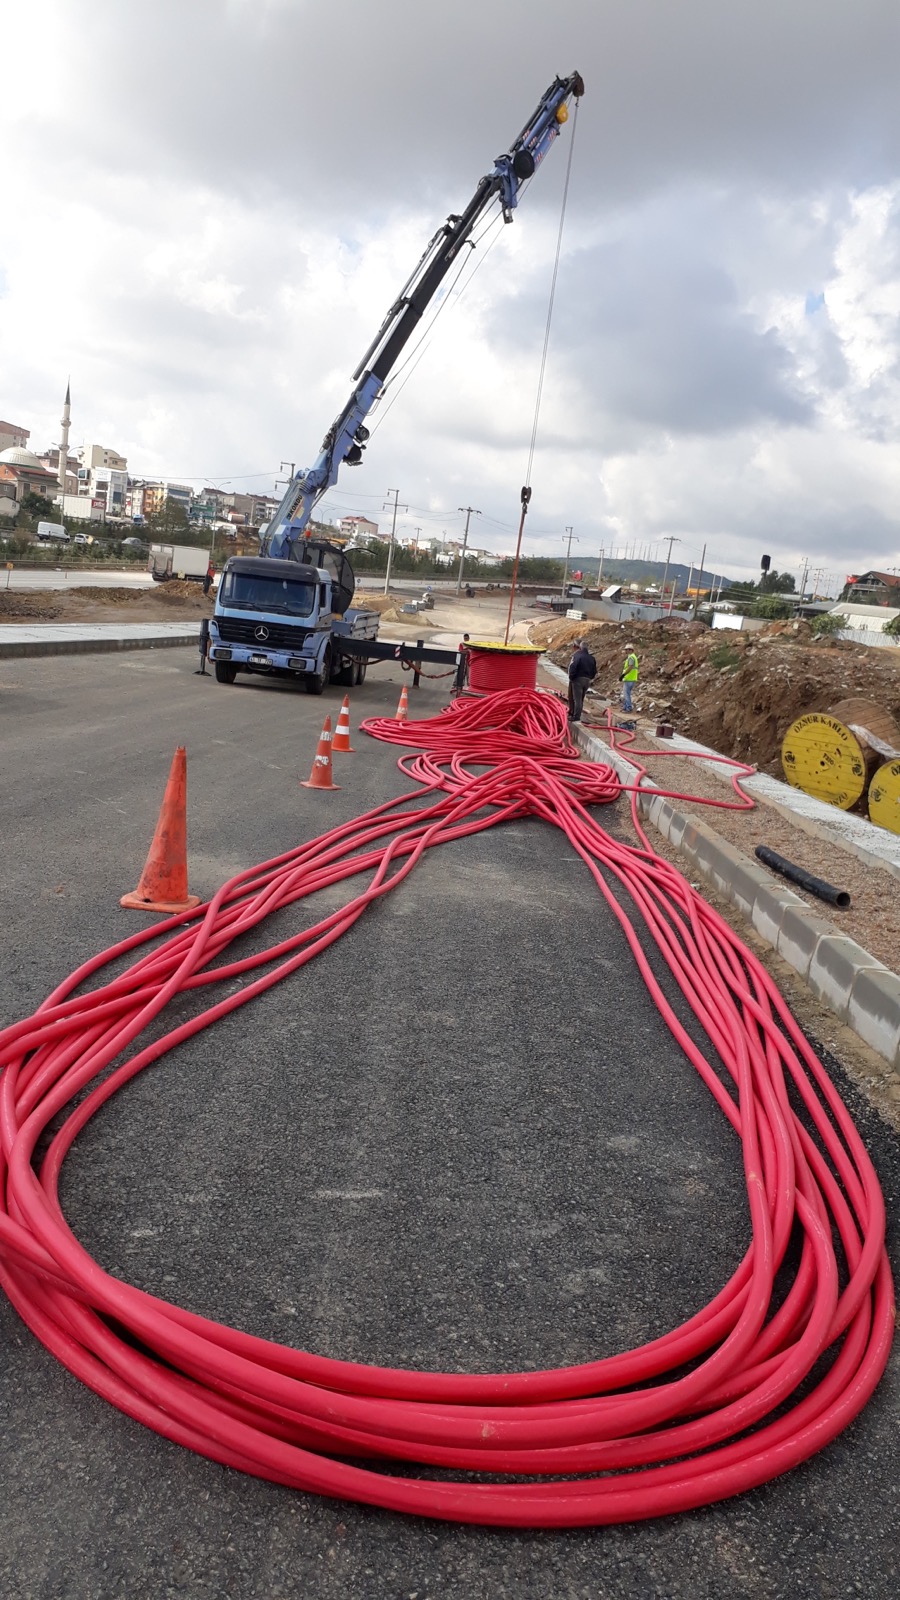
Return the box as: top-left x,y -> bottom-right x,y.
263,71 -> 584,559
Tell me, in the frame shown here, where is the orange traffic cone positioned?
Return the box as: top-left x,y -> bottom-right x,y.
120,747 -> 202,914
332,694 -> 355,753
301,715 -> 341,790
395,685 -> 409,722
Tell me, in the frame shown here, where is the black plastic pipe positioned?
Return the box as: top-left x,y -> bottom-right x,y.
754,845 -> 851,908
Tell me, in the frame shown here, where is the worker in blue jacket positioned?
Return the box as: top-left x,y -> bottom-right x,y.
567,639 -> 596,722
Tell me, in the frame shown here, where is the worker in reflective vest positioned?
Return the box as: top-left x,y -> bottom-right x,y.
620,645 -> 639,713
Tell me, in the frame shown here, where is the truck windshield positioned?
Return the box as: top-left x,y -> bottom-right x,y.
220,572 -> 317,617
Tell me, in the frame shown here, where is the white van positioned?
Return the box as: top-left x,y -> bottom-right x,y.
36,521 -> 70,543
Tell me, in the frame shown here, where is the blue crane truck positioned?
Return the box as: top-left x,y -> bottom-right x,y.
207,69 -> 584,692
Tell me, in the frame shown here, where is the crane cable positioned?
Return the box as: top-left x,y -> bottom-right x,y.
522,94 -> 580,493
0,688 -> 892,1528
503,100 -> 581,644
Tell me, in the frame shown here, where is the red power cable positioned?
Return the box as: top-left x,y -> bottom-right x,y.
0,689 -> 893,1527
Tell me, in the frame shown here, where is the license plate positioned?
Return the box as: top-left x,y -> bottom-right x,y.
249,653 -> 270,666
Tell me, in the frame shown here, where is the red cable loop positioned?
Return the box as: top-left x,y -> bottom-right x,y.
0,688 -> 893,1526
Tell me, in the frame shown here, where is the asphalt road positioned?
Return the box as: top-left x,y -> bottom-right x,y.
1,568 -> 153,590
0,649 -> 897,1600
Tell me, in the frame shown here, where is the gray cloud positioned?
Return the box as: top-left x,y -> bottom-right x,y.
4,0 -> 900,583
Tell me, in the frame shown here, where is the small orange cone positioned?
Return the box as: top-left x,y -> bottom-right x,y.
121,747 -> 202,914
332,694 -> 355,753
301,715 -> 341,790
395,685 -> 409,722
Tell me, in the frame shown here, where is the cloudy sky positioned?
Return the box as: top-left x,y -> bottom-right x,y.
3,0 -> 900,587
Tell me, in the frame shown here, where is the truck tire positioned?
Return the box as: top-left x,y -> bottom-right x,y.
305,644 -> 332,695
355,658 -> 367,686
336,658 -> 355,688
215,661 -> 237,684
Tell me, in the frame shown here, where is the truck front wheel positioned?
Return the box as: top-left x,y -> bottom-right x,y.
215,661 -> 237,684
305,645 -> 331,695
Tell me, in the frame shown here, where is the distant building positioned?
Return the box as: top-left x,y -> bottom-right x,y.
0,420 -> 29,454
828,601 -> 900,633
39,447 -> 79,497
77,444 -> 129,520
0,446 -> 58,514
339,515 -> 379,542
842,571 -> 900,607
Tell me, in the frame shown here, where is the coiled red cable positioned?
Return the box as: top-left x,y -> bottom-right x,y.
0,688 -> 893,1526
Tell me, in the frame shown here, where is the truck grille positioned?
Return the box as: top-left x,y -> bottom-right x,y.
216,618 -> 310,651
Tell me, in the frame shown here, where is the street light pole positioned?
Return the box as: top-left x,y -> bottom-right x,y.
383,488 -> 407,594
560,525 -> 578,595
456,505 -> 481,594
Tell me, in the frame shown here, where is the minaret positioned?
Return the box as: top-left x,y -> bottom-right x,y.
58,380 -> 71,496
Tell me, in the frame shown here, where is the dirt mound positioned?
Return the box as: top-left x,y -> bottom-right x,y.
529,617 -> 607,650
547,618 -> 900,774
355,592 -> 396,614
0,591 -> 65,620
153,580 -> 213,609
68,587 -> 151,606
0,580 -> 214,627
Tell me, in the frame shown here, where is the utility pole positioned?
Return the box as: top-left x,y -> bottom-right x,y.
413,525 -> 422,554
383,488 -> 407,594
276,460 -> 295,495
560,525 -> 578,595
686,561 -> 694,606
692,543 -> 707,619
597,545 -> 605,588
456,505 -> 481,594
659,535 -> 680,615
798,556 -> 809,602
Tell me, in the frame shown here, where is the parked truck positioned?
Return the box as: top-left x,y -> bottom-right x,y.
207,70 -> 584,691
149,543 -> 209,583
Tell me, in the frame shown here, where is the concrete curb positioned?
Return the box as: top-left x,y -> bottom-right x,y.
0,632 -> 200,659
538,659 -> 900,1071
571,719 -> 900,1070
630,723 -> 900,881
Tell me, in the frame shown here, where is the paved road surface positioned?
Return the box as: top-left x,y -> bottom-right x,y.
2,567 -> 153,590
0,650 -> 897,1600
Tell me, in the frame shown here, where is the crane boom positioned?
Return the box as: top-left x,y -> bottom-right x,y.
263,71 -> 584,560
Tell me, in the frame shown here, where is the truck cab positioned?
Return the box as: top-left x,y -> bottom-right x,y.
208,550 -> 377,692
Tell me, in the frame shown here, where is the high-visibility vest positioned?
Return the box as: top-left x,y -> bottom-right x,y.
623,652 -> 639,682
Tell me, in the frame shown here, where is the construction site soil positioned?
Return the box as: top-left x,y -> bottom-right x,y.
538,615 -> 900,776
0,581 -> 213,625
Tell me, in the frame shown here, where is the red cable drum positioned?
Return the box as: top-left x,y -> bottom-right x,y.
467,642 -> 543,693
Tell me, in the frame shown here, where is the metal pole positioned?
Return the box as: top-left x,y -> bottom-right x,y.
503,487 -> 531,645
660,535 -> 679,617
383,488 -> 407,595
456,505 -> 480,594
685,561 -> 694,608
597,545 -> 604,588
798,557 -> 809,602
692,543 -> 707,618
560,525 -> 577,595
